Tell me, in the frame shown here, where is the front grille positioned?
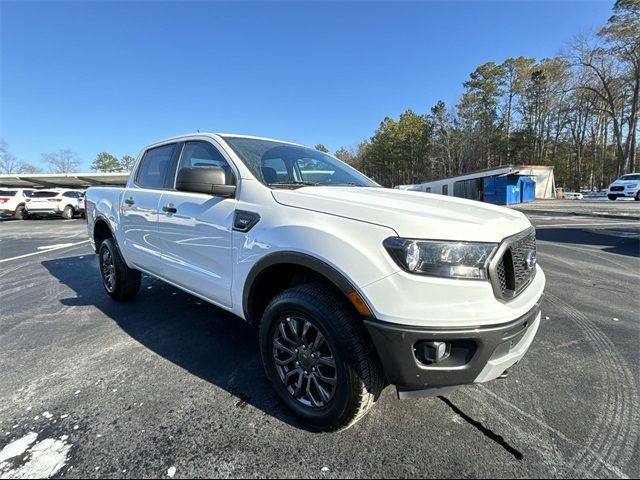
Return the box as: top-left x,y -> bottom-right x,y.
490,229 -> 537,300
610,186 -> 624,192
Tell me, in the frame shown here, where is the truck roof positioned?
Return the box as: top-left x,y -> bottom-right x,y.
145,133 -> 306,149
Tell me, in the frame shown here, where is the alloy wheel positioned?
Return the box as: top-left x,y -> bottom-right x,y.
272,316 -> 338,408
101,249 -> 116,293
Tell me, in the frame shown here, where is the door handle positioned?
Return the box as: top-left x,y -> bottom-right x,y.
124,197 -> 135,206
162,204 -> 177,214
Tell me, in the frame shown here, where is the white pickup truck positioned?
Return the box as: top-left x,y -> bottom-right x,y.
85,133 -> 545,431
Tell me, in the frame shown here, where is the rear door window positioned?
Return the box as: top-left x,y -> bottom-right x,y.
136,144 -> 176,189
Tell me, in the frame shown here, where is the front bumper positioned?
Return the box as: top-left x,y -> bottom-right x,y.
609,188 -> 638,197
364,302 -> 541,391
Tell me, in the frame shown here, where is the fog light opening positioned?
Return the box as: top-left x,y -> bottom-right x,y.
414,339 -> 478,367
420,341 -> 451,364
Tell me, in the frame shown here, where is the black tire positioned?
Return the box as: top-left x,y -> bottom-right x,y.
608,194 -> 618,201
635,192 -> 640,201
260,283 -> 385,431
62,205 -> 74,219
98,237 -> 141,301
14,204 -> 27,220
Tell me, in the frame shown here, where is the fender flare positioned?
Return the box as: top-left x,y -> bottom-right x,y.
242,251 -> 368,324
92,215 -> 119,251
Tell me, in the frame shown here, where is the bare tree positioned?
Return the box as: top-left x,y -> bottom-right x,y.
566,86 -> 593,190
42,149 -> 81,173
0,139 -> 42,174
0,139 -> 20,174
599,0 -> 640,171
16,162 -> 43,174
570,29 -> 638,176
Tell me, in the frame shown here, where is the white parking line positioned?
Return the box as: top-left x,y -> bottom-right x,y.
0,240 -> 91,263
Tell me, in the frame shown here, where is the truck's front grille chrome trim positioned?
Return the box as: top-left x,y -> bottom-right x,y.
488,227 -> 537,301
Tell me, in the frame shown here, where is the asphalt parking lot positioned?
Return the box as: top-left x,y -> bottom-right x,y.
1,214 -> 639,478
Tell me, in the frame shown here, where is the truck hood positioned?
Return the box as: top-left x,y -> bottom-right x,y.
272,187 -> 532,242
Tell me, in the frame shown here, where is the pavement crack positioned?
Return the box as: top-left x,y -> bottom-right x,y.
438,396 -> 524,460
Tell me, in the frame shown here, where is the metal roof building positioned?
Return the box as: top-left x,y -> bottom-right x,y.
396,165 -> 556,201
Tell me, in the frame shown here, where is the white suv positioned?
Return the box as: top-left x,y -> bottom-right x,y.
86,133 -> 545,431
607,173 -> 640,200
0,188 -> 35,219
25,189 -> 85,219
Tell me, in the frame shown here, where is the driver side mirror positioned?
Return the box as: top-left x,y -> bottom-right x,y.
176,166 -> 236,197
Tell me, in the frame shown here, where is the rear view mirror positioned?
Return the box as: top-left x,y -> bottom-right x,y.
176,166 -> 236,197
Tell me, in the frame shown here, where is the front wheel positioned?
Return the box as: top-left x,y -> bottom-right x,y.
259,284 -> 385,431
98,238 -> 141,301
608,194 -> 618,201
635,192 -> 640,201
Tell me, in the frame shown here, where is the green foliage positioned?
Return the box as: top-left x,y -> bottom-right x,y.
366,110 -> 432,186
91,152 -> 120,172
119,155 -> 136,172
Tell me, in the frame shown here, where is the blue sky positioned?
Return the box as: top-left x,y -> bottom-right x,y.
2,1 -> 614,171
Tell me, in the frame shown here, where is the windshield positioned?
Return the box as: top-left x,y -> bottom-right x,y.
222,137 -> 378,188
619,174 -> 640,181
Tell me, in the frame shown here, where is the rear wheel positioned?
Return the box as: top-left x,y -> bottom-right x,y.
608,194 -> 618,201
260,284 -> 385,431
62,205 -> 74,219
14,204 -> 27,220
98,237 -> 141,301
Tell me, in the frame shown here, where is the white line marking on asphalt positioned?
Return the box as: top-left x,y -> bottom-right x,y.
0,240 -> 90,263
36,243 -> 77,250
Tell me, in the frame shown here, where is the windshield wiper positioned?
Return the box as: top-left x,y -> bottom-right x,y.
268,181 -> 319,187
326,183 -> 371,187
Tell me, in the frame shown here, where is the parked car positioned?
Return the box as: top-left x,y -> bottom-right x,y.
77,191 -> 86,217
0,188 -> 35,219
562,191 -> 584,200
607,173 -> 640,200
85,133 -> 545,431
25,189 -> 85,219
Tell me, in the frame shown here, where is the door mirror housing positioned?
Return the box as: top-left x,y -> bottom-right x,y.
176,166 -> 236,197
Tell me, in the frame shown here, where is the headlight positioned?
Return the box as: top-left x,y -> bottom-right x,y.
626,183 -> 638,188
383,238 -> 498,280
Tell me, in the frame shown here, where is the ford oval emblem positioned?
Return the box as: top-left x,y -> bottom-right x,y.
526,250 -> 537,269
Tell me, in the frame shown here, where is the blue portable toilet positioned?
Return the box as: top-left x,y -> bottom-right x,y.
483,175 -> 522,205
518,176 -> 536,203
